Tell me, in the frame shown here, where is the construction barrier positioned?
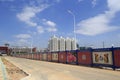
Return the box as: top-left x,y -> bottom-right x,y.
59,51 -> 67,63
77,49 -> 92,66
113,47 -> 120,69
12,47 -> 120,70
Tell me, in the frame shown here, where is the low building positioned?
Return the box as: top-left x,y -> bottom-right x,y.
0,46 -> 9,55
11,47 -> 36,54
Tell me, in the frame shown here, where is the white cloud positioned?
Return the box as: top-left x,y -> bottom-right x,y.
17,4 -> 49,27
92,0 -> 97,8
37,26 -> 44,33
15,38 -> 31,46
46,27 -> 57,32
107,0 -> 120,13
16,0 -> 58,34
44,20 -> 56,27
76,0 -> 120,36
18,39 -> 27,44
78,0 -> 83,3
42,19 -> 57,32
15,34 -> 31,39
55,0 -> 60,3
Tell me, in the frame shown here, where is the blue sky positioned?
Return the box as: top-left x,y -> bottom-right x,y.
0,0 -> 120,48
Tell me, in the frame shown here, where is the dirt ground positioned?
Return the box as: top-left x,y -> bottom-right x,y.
1,57 -> 28,80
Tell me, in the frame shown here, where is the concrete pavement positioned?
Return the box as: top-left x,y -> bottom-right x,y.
5,56 -> 120,80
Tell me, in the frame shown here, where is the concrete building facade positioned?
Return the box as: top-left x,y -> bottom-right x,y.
59,36 -> 65,51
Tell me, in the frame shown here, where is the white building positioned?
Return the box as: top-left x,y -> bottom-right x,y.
48,36 -> 77,52
48,35 -> 59,52
71,38 -> 77,50
65,37 -> 72,51
48,39 -> 52,52
59,36 -> 65,51
11,47 -> 31,54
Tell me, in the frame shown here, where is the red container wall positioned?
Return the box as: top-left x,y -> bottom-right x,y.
23,54 -> 25,58
27,54 -> 29,59
78,51 -> 92,65
31,54 -> 33,59
19,54 -> 21,58
21,54 -> 22,58
67,52 -> 76,63
114,50 -> 120,67
33,54 -> 35,59
47,53 -> 52,61
59,52 -> 66,63
36,54 -> 39,60
39,54 -> 42,60
21,54 -> 23,58
25,54 -> 27,58
35,53 -> 38,60
33,54 -> 37,60
29,54 -> 32,59
35,53 -> 37,60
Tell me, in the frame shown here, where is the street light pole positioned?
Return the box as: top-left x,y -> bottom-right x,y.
68,10 -> 77,50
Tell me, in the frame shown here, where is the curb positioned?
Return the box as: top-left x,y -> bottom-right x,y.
0,57 -> 9,80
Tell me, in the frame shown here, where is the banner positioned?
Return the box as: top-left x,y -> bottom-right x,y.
42,54 -> 47,60
52,53 -> 58,61
93,51 -> 113,65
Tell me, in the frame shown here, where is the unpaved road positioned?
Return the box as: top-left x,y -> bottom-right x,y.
4,56 -> 120,80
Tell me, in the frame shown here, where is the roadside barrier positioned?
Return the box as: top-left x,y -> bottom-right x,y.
12,47 -> 120,70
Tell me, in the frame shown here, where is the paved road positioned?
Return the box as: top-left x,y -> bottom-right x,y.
5,56 -> 120,80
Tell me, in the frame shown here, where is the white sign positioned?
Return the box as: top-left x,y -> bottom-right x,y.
93,51 -> 113,65
42,54 -> 47,60
52,53 -> 58,61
